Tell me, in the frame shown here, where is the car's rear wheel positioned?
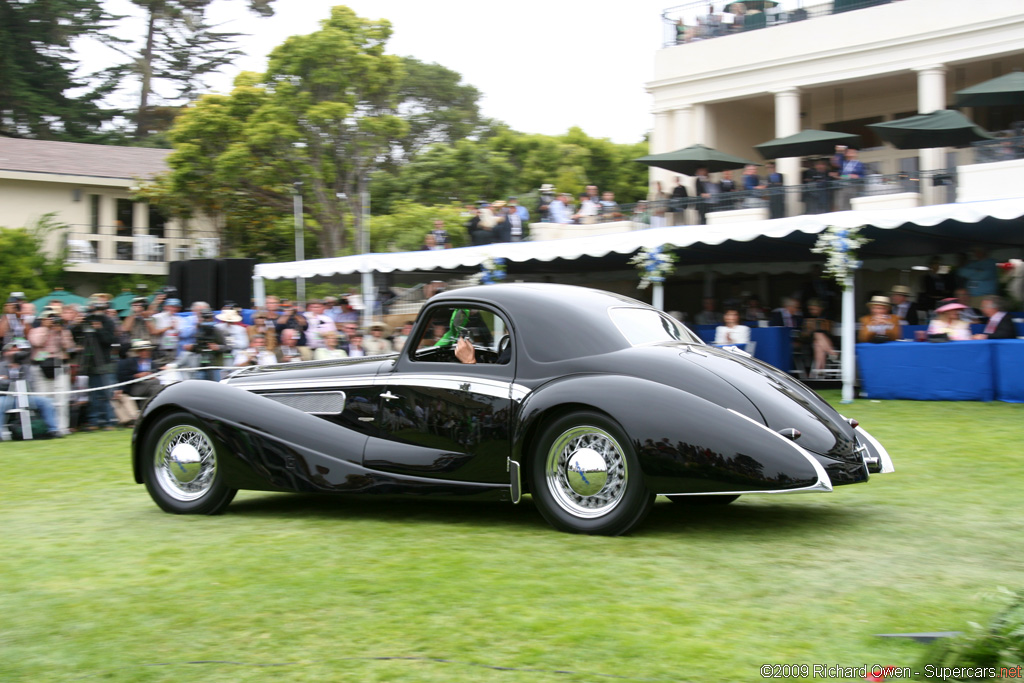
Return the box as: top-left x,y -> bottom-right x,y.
666,494 -> 740,506
142,411 -> 236,515
531,411 -> 654,535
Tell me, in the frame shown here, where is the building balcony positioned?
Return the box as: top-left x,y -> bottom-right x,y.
662,0 -> 896,48
63,226 -> 221,275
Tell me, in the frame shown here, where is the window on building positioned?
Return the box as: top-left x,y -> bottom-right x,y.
116,198 -> 134,236
90,195 -> 101,234
148,203 -> 167,239
825,116 -> 884,149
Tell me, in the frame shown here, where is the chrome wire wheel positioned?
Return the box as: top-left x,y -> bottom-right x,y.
544,425 -> 627,518
153,424 -> 218,502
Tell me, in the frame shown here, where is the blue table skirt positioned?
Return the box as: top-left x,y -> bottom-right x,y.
858,339 -> 1024,402
696,325 -> 792,371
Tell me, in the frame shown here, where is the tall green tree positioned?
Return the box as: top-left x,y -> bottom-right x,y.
0,0 -> 121,140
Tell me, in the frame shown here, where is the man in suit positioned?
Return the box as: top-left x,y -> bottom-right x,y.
276,328 -> 312,363
890,285 -> 921,325
770,297 -> 804,329
973,296 -> 1017,339
694,166 -> 716,225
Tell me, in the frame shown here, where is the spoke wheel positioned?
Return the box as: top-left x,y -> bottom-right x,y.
531,411 -> 653,535
142,412 -> 236,515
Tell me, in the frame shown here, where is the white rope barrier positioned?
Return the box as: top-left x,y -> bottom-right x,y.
0,365 -> 246,397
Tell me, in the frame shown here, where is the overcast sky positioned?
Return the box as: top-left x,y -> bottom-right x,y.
77,0 -> 699,143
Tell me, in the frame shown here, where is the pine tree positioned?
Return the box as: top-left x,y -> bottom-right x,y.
0,0 -> 121,140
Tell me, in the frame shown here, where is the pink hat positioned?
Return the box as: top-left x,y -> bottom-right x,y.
935,298 -> 968,313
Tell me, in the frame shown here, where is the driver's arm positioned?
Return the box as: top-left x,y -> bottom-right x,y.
455,336 -> 476,364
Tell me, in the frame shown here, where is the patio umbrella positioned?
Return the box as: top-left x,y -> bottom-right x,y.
725,0 -> 777,11
635,144 -> 757,175
867,110 -> 994,149
954,72 -> 1024,108
110,290 -> 152,314
30,289 -> 89,311
754,129 -> 862,159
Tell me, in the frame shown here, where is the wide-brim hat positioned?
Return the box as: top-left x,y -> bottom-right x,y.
368,321 -> 390,334
890,285 -> 913,296
867,295 -> 892,309
935,298 -> 968,313
216,309 -> 242,323
131,339 -> 154,351
540,184 -> 555,192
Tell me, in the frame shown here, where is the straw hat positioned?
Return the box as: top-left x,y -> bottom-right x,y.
216,309 -> 242,323
890,285 -> 913,296
867,296 -> 892,309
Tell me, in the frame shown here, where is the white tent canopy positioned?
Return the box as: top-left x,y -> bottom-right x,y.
254,198 -> 1024,281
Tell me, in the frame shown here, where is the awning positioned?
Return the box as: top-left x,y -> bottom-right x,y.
955,71 -> 1024,108
255,198 -> 1024,280
868,110 -> 994,149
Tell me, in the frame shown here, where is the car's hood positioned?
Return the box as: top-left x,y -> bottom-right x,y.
223,354 -> 396,387
672,344 -> 859,459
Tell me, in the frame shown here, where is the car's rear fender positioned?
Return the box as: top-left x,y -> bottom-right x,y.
514,374 -> 830,495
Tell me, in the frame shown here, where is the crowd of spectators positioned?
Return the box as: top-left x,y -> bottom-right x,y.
463,196 -> 531,246
1,289 -> 415,439
679,249 -> 1016,375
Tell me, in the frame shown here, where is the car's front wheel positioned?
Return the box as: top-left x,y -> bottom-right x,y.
531,411 -> 654,535
141,411 -> 236,515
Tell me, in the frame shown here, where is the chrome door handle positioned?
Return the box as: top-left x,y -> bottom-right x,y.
380,391 -> 399,401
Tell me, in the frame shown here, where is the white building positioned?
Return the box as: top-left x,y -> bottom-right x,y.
647,0 -> 1024,211
0,137 -> 219,290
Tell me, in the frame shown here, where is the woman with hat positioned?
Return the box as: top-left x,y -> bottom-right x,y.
363,321 -> 393,355
858,296 -> 901,343
215,307 -> 249,355
927,298 -> 972,341
313,331 -> 348,361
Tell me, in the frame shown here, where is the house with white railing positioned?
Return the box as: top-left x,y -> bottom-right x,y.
0,137 -> 219,290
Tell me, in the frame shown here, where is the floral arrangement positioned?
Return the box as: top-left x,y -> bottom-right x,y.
475,256 -> 506,285
628,245 -> 677,290
811,225 -> 871,287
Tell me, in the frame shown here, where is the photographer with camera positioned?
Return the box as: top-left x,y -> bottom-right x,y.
191,307 -> 226,381
1,294 -> 27,347
275,299 -> 308,347
121,296 -> 158,345
27,306 -> 74,432
1,342 -> 63,438
71,303 -> 117,430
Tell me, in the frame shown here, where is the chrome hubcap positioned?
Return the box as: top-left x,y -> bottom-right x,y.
546,426 -> 627,518
154,425 -> 216,501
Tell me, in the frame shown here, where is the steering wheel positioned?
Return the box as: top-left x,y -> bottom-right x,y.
497,334 -> 511,359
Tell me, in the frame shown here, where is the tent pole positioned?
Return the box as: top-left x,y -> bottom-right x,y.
841,273 -> 855,403
253,275 -> 265,309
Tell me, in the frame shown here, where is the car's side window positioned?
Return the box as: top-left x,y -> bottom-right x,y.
411,305 -> 511,365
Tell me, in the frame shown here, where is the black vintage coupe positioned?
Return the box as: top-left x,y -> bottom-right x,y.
132,283 -> 893,535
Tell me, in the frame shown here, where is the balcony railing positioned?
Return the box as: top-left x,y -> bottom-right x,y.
662,0 -> 894,47
65,228 -> 220,265
971,135 -> 1024,164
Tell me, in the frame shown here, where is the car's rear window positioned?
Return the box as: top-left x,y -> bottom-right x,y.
608,307 -> 702,346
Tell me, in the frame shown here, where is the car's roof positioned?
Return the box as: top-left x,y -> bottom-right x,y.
430,283 -> 650,363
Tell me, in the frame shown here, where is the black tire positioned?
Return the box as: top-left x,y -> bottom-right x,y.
141,411 -> 236,515
530,411 -> 654,535
666,494 -> 740,506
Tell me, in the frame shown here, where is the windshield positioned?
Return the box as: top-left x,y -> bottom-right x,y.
609,307 -> 702,346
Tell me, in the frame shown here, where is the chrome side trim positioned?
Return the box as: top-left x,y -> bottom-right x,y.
229,376 -> 385,393
260,391 -> 346,415
228,372 -> 531,402
856,426 -> 895,474
659,409 -> 833,496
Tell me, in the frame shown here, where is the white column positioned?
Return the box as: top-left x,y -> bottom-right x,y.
693,103 -> 713,147
651,109 -> 675,190
672,106 -> 694,150
916,65 -> 947,205
774,87 -> 801,217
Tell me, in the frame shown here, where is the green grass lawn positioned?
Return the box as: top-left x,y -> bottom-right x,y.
2,392 -> 1022,682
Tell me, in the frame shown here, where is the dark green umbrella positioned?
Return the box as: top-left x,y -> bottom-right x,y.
867,110 -> 994,150
636,144 -> 757,175
110,290 -> 147,314
725,0 -> 777,11
954,72 -> 1024,108
30,289 -> 89,312
754,129 -> 862,159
